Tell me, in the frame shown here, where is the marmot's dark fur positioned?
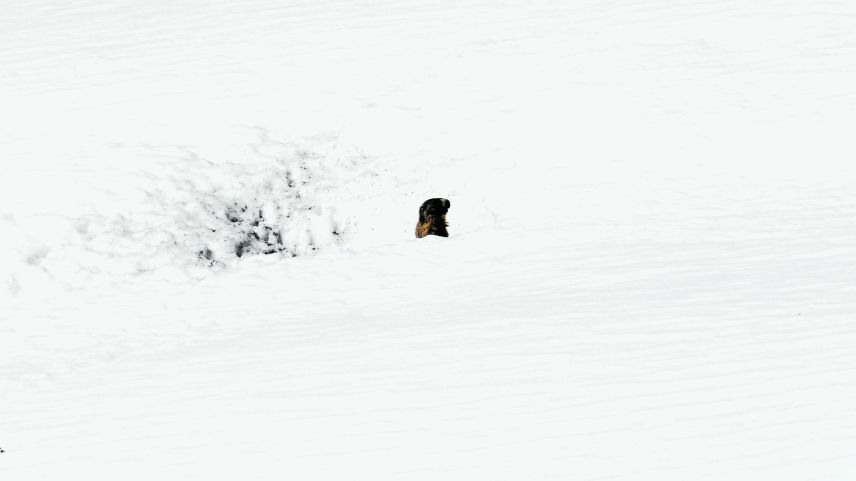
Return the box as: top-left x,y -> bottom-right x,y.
415,198 -> 450,238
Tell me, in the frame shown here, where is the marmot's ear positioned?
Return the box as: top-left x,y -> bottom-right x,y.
443,199 -> 450,209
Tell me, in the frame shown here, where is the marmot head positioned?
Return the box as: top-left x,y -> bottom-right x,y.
415,198 -> 450,238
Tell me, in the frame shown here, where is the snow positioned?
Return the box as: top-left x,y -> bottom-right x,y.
2,0 -> 856,479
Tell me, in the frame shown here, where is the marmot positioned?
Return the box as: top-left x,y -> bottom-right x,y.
415,198 -> 450,238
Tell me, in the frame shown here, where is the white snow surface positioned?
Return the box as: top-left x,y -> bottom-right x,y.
2,0 -> 856,479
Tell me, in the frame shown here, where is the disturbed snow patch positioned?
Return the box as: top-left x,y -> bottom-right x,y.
189,144 -> 351,266
3,132 -> 379,297
110,135 -> 361,271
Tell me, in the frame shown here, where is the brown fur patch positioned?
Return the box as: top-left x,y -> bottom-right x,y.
415,222 -> 432,238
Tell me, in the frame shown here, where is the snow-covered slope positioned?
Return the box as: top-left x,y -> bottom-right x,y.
2,1 -> 856,479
